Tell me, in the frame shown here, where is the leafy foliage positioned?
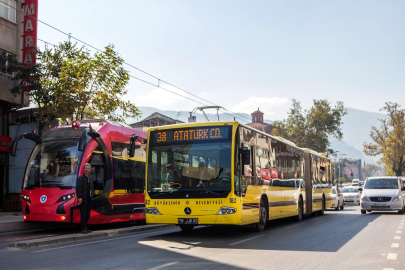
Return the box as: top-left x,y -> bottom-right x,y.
363,102 -> 405,176
5,41 -> 140,133
271,99 -> 347,154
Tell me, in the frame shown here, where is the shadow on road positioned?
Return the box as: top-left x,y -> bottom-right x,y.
140,207 -> 386,253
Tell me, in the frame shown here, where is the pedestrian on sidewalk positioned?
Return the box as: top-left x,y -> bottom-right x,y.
76,163 -> 94,234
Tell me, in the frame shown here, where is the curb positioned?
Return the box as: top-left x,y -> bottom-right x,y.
9,224 -> 175,249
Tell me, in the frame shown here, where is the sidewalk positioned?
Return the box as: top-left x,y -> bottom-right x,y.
9,224 -> 174,248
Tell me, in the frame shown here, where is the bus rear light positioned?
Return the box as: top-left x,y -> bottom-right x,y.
23,215 -> 27,220
57,216 -> 66,221
216,207 -> 237,215
72,121 -> 81,129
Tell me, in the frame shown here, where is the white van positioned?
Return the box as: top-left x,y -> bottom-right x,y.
360,177 -> 405,214
352,179 -> 359,186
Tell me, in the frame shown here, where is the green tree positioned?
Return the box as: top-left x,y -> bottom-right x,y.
363,102 -> 405,176
5,41 -> 140,134
271,99 -> 347,154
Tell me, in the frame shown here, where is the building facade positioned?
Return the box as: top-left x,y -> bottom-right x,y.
1,0 -> 31,210
245,108 -> 274,135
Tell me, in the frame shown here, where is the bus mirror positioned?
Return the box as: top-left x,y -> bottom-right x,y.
242,148 -> 250,164
78,129 -> 89,151
129,134 -> 136,157
10,133 -> 41,156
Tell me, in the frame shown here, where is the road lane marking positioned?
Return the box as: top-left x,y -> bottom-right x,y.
394,236 -> 401,240
391,243 -> 399,248
383,268 -> 394,270
398,226 -> 403,229
228,235 -> 264,246
387,253 -> 397,260
147,262 -> 179,270
33,228 -> 180,253
400,223 -> 404,226
396,231 -> 402,234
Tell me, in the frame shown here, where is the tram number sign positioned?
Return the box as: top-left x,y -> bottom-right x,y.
151,126 -> 230,144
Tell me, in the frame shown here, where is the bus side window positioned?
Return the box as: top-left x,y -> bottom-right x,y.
88,152 -> 106,196
129,160 -> 145,193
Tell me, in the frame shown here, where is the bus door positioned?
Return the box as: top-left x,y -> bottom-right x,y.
241,143 -> 254,223
110,141 -> 129,204
127,142 -> 146,204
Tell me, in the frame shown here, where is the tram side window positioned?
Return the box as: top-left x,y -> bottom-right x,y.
128,160 -> 145,193
88,152 -> 106,196
111,141 -> 129,192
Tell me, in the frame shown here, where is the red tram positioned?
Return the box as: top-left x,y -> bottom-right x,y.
11,119 -> 146,224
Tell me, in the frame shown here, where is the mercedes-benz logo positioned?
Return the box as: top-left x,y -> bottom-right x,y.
184,207 -> 192,215
378,197 -> 383,201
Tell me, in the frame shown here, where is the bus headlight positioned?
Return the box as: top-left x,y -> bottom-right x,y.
22,194 -> 31,203
145,207 -> 161,215
216,207 -> 237,215
56,193 -> 76,203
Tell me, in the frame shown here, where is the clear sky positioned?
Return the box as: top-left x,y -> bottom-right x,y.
37,0 -> 405,121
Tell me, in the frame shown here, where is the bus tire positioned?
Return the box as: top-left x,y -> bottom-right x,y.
180,225 -> 194,232
318,196 -> 325,216
255,200 -> 267,232
296,197 -> 303,222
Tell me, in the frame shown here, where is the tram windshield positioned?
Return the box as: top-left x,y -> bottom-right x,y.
147,126 -> 232,199
23,128 -> 86,189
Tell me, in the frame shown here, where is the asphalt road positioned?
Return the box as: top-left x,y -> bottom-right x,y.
0,205 -> 404,270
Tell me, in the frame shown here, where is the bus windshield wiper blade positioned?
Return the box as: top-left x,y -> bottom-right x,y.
203,189 -> 220,195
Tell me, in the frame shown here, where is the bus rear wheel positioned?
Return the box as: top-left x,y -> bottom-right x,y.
179,225 -> 194,232
255,200 -> 267,232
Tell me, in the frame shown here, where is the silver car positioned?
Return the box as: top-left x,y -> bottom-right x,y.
360,176 -> 405,214
341,186 -> 361,205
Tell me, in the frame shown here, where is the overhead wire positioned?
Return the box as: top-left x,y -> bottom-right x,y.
4,2 -> 252,122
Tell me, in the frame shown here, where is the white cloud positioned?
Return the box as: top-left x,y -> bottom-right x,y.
230,96 -> 290,120
134,84 -> 195,110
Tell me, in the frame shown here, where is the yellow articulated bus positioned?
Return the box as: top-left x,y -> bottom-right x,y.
145,121 -> 332,232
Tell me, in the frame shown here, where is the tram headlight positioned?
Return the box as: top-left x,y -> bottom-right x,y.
216,207 -> 237,215
56,193 -> 76,203
145,207 -> 161,215
22,194 -> 31,203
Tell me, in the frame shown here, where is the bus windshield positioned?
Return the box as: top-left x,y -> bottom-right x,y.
23,128 -> 86,189
147,127 -> 232,199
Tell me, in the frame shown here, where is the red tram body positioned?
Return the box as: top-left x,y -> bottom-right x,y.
12,119 -> 146,224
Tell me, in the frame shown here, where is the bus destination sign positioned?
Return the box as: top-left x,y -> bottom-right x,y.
151,126 -> 231,144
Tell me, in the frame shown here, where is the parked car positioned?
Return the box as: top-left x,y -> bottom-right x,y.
330,187 -> 344,210
360,177 -> 405,214
352,179 -> 359,185
341,186 -> 361,205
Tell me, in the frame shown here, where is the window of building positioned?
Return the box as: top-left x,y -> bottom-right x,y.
260,116 -> 263,122
0,0 -> 16,23
254,116 -> 257,122
0,49 -> 13,76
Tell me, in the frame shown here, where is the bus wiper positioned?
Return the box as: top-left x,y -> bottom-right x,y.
24,185 -> 37,189
150,191 -> 172,197
202,189 -> 220,196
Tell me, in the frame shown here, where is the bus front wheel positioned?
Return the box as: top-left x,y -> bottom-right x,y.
318,197 -> 325,216
180,225 -> 194,232
296,197 -> 303,222
255,200 -> 267,232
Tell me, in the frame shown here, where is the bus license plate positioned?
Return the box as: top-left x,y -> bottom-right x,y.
178,218 -> 198,225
